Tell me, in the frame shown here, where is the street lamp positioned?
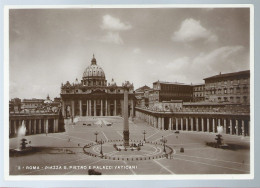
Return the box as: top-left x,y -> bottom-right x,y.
142,130 -> 146,142
94,131 -> 99,142
100,139 -> 103,157
161,136 -> 167,153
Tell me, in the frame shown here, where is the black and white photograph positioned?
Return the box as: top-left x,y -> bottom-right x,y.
7,5 -> 253,179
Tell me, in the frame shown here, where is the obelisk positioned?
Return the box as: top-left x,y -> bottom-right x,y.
123,83 -> 130,147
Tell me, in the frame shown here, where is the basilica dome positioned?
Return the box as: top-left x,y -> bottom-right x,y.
82,55 -> 107,86
83,55 -> 105,78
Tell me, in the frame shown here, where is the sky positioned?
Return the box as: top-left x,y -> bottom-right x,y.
9,7 -> 250,99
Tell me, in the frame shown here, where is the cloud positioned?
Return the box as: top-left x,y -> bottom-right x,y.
100,32 -> 124,45
133,48 -> 141,54
164,45 -> 246,83
100,14 -> 132,31
172,18 -> 218,43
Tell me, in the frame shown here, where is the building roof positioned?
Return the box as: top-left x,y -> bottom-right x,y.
153,80 -> 192,86
135,85 -> 152,92
203,70 -> 250,81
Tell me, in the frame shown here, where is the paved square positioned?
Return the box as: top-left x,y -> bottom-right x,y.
9,116 -> 250,175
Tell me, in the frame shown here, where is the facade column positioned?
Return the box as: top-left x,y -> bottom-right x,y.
28,119 -> 32,135
236,119 -> 239,135
105,100 -> 108,116
9,120 -> 11,135
71,100 -> 75,117
101,99 -> 103,116
185,118 -> 188,131
169,118 -> 172,130
196,117 -> 199,131
242,120 -> 245,136
55,118 -> 59,132
212,118 -> 215,133
176,118 -> 178,131
191,117 -> 193,131
223,119 -> 227,134
86,100 -> 89,116
230,119 -> 233,135
45,119 -> 49,133
79,100 -> 82,116
94,100 -> 96,116
43,119 -> 46,133
218,118 -> 221,127
201,118 -> 204,132
39,119 -> 42,133
34,119 -> 37,134
62,100 -> 65,117
108,100 -> 111,116
114,100 -> 117,116
207,118 -> 210,132
89,100 -> 92,116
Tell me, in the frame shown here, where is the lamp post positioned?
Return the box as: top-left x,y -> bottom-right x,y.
142,130 -> 146,142
94,131 -> 99,142
100,139 -> 103,157
161,136 -> 167,153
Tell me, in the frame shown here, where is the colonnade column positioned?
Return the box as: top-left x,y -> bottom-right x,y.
201,118 -> 204,132
186,118 -> 188,131
28,120 -> 32,134
71,100 -> 75,117
34,119 -> 36,134
196,118 -> 199,131
131,100 -> 134,117
230,119 -> 233,135
55,118 -> 59,132
94,100 -> 96,116
114,100 -> 117,116
207,118 -> 210,132
212,118 -> 215,133
176,118 -> 178,131
161,118 -> 164,130
242,120 -> 245,136
158,117 -> 161,129
79,100 -> 82,116
181,118 -> 183,131
190,118 -> 193,131
101,100 -> 103,116
236,120 -> 239,135
155,117 -> 158,128
169,118 -> 172,130
39,119 -> 42,133
223,119 -> 227,134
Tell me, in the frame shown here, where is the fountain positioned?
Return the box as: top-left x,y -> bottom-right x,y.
10,120 -> 33,156
206,125 -> 228,149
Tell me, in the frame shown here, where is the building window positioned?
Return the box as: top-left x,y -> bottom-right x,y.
236,87 -> 240,94
230,80 -> 233,85
243,96 -> 247,103
218,97 -> 221,102
224,88 -> 227,94
236,97 -> 240,103
224,97 -> 228,102
230,97 -> 234,102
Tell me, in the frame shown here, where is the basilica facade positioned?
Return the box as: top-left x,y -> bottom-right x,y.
60,55 -> 135,118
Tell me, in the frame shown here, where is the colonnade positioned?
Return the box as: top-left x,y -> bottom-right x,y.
9,116 -> 59,137
136,111 -> 250,136
62,99 -> 134,118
